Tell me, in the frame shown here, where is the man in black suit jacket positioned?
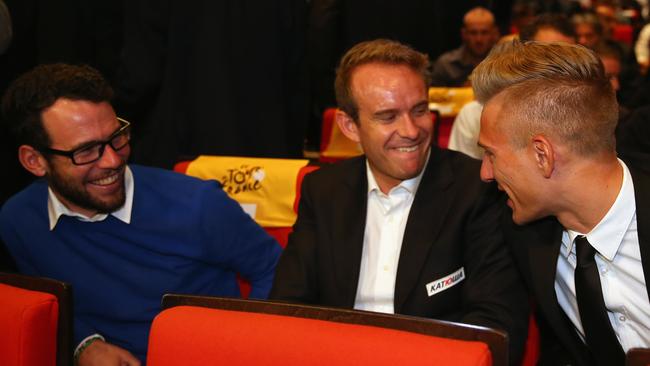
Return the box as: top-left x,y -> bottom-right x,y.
473,41 -> 650,366
271,39 -> 529,364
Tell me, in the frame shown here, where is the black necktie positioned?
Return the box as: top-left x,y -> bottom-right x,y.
574,235 -> 625,365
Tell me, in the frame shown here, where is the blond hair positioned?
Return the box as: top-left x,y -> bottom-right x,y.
335,39 -> 430,121
471,40 -> 617,155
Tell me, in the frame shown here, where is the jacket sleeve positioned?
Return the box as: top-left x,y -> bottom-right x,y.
459,182 -> 530,365
269,173 -> 320,303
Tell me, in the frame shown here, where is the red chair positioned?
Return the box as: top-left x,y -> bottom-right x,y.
319,107 -> 363,163
520,309 -> 540,366
627,348 -> 650,366
612,24 -> 634,45
0,273 -> 72,366
147,295 -> 508,366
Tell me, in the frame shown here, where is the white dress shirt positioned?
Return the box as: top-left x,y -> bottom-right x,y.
354,155 -> 427,314
555,159 -> 650,352
48,166 -> 134,230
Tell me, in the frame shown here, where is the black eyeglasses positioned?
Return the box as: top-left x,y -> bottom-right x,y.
40,117 -> 131,165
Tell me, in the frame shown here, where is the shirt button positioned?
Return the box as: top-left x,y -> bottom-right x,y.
383,265 -> 389,272
619,315 -> 626,322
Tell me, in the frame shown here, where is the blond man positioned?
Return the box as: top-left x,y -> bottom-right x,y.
473,41 -> 650,366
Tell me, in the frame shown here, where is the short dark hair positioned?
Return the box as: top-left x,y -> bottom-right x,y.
519,13 -> 576,42
2,63 -> 113,149
335,39 -> 430,122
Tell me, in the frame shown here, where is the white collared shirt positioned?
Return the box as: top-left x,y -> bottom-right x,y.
48,166 -> 134,230
555,159 -> 650,351
354,154 -> 428,314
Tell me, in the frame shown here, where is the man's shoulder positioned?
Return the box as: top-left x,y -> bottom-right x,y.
129,164 -> 228,204
417,148 -> 497,207
306,156 -> 364,182
130,164 -> 218,189
430,147 -> 482,178
1,179 -> 48,217
296,157 -> 365,201
623,154 -> 650,176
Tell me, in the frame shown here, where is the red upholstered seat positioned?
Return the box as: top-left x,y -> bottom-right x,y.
148,305 -> 494,366
627,347 -> 650,366
0,283 -> 58,366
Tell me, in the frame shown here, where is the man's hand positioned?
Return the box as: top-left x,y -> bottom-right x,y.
77,340 -> 141,366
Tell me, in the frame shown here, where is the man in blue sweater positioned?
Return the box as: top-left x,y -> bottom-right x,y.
0,63 -> 282,365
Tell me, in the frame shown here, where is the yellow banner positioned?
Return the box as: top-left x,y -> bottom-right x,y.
186,156 -> 309,227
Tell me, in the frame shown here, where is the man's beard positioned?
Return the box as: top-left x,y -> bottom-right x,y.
48,167 -> 126,214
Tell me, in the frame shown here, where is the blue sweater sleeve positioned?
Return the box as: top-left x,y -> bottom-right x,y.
0,210 -> 97,349
197,182 -> 282,299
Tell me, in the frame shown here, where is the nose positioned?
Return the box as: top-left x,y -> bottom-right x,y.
480,155 -> 494,182
97,143 -> 126,168
397,114 -> 420,140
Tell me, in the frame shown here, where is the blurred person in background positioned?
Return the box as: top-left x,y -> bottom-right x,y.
430,7 -> 500,86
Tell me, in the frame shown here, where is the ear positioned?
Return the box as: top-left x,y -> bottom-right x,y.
531,135 -> 554,179
18,145 -> 49,177
335,109 -> 361,143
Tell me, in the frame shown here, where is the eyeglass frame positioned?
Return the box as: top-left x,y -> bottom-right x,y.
39,117 -> 132,165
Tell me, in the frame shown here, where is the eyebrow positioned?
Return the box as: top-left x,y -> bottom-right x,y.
64,124 -> 124,152
373,108 -> 398,118
411,100 -> 429,110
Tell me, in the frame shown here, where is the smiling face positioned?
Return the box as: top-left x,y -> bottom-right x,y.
478,95 -> 550,224
338,63 -> 432,193
40,98 -> 129,217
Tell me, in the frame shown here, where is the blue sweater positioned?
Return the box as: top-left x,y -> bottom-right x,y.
0,165 -> 282,362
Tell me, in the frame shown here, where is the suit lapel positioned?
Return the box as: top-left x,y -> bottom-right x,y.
394,148 -> 454,312
628,163 -> 650,302
525,218 -> 590,362
330,157 -> 368,307
526,219 -> 565,322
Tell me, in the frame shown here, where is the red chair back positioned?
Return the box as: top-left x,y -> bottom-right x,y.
148,295 -> 507,366
0,273 -> 72,366
319,107 -> 363,162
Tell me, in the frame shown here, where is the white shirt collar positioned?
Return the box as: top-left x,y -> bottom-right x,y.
366,150 -> 430,197
48,166 -> 134,230
565,159 -> 636,260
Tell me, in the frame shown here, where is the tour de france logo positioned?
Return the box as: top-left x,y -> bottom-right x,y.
220,165 -> 266,195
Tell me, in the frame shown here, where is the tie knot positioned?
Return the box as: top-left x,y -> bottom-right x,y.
575,235 -> 597,267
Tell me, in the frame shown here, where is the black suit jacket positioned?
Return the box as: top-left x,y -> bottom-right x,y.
271,148 -> 529,363
505,159 -> 650,366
